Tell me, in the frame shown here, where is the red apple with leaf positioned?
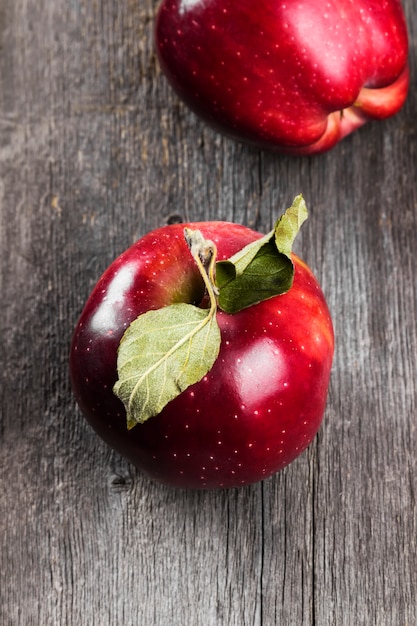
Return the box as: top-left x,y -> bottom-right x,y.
155,0 -> 409,154
70,197 -> 334,488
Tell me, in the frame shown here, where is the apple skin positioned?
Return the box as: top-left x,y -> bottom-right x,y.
155,0 -> 409,154
70,222 -> 334,489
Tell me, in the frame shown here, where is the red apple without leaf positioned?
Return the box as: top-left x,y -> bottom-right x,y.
155,0 -> 409,154
70,200 -> 334,489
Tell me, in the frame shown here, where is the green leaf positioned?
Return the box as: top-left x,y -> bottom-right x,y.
113,303 -> 221,428
274,194 -> 308,257
216,240 -> 294,313
216,194 -> 308,314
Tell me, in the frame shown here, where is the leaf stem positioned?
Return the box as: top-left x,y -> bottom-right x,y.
184,228 -> 219,315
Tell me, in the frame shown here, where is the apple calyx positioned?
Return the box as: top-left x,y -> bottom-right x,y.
113,195 -> 308,428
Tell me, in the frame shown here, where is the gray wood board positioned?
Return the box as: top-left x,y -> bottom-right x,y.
1,1 -> 416,624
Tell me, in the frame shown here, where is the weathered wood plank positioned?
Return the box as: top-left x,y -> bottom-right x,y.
1,1 -> 416,625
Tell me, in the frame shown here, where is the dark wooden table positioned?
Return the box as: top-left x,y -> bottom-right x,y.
1,1 -> 416,624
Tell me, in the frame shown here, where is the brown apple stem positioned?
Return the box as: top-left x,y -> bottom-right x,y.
184,228 -> 219,309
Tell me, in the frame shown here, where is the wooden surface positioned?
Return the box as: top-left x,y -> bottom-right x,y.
1,1 -> 416,624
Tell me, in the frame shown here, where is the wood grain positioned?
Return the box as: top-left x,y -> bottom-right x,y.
1,1 -> 416,624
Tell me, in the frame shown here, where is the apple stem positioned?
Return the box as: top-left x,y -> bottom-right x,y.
184,228 -> 219,313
